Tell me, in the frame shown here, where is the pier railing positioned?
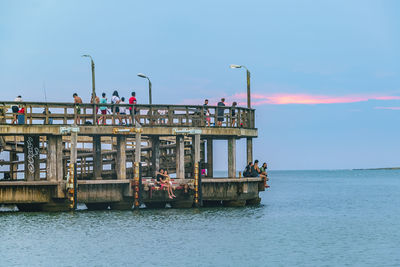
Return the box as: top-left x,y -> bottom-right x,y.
0,102 -> 255,128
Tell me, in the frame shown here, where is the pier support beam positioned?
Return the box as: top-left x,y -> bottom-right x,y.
10,151 -> 18,180
192,134 -> 201,166
116,136 -> 126,180
246,137 -> 253,164
176,135 -> 185,179
151,136 -> 160,176
93,136 -> 102,180
47,136 -> 63,181
228,138 -> 236,178
24,135 -> 40,181
135,131 -> 142,163
206,138 -> 213,178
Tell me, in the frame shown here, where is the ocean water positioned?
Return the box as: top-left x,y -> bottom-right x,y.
1,170 -> 399,267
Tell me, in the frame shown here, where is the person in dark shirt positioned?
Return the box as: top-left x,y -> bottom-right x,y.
203,99 -> 211,126
243,162 -> 253,177
231,101 -> 237,127
217,98 -> 225,126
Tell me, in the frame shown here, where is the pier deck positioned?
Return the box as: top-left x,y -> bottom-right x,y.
0,102 -> 263,211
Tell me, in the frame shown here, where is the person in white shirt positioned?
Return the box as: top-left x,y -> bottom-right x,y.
119,97 -> 128,125
111,90 -> 122,125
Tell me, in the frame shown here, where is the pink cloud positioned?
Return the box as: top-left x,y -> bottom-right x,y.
182,92 -> 400,106
231,93 -> 400,106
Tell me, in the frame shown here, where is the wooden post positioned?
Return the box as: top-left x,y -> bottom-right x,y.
151,136 -> 160,177
193,134 -> 201,166
56,136 -> 63,181
93,136 -> 102,180
47,136 -> 57,181
10,151 -> 18,180
24,135 -> 40,181
228,138 -> 236,178
70,130 -> 78,166
206,138 -> 213,178
246,137 -> 253,164
176,135 -> 185,179
135,131 -> 142,164
116,136 -> 126,179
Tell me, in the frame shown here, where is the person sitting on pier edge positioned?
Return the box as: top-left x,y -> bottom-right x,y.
217,98 -> 226,126
260,162 -> 270,188
243,162 -> 253,177
11,95 -> 22,124
99,92 -> 107,125
73,93 -> 83,125
251,160 -> 269,188
156,169 -> 176,199
111,90 -> 122,125
129,91 -> 139,126
203,99 -> 211,126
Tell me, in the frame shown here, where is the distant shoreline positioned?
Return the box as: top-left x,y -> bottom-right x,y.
352,167 -> 400,171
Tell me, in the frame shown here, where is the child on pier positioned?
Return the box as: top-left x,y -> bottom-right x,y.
99,93 -> 107,125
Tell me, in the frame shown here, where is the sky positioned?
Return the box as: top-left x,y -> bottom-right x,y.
1,0 -> 400,170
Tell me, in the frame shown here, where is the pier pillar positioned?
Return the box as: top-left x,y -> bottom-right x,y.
56,136 -> 63,180
193,134 -> 201,165
135,131 -> 142,163
47,138 -> 56,179
24,135 -> 40,181
246,137 -> 253,164
176,135 -> 185,178
116,136 -> 126,180
10,151 -> 18,180
93,136 -> 102,180
228,138 -> 236,178
151,136 -> 160,176
206,138 -> 213,177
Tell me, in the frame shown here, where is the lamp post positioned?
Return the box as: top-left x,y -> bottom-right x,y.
137,73 -> 152,105
230,64 -> 251,108
82,55 -> 96,103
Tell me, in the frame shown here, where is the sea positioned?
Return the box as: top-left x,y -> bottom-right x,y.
0,169 -> 399,267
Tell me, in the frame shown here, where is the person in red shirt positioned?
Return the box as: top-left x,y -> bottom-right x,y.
128,91 -> 138,125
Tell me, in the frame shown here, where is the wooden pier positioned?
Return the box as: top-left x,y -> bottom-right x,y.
0,101 -> 263,211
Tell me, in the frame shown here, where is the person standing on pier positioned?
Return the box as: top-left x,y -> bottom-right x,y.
129,91 -> 139,126
91,93 -> 100,123
11,95 -> 22,124
203,99 -> 211,126
217,98 -> 226,126
73,93 -> 82,125
99,92 -> 107,125
111,90 -> 122,125
119,97 -> 128,125
231,101 -> 237,127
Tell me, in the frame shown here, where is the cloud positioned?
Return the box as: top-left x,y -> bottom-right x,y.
231,93 -> 400,106
182,92 -> 400,106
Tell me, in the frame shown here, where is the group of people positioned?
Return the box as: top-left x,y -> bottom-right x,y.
73,90 -> 139,125
156,168 -> 176,199
243,160 -> 269,188
203,98 -> 238,127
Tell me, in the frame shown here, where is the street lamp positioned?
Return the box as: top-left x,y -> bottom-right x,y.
82,55 -> 96,103
137,73 -> 152,105
230,64 -> 251,108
